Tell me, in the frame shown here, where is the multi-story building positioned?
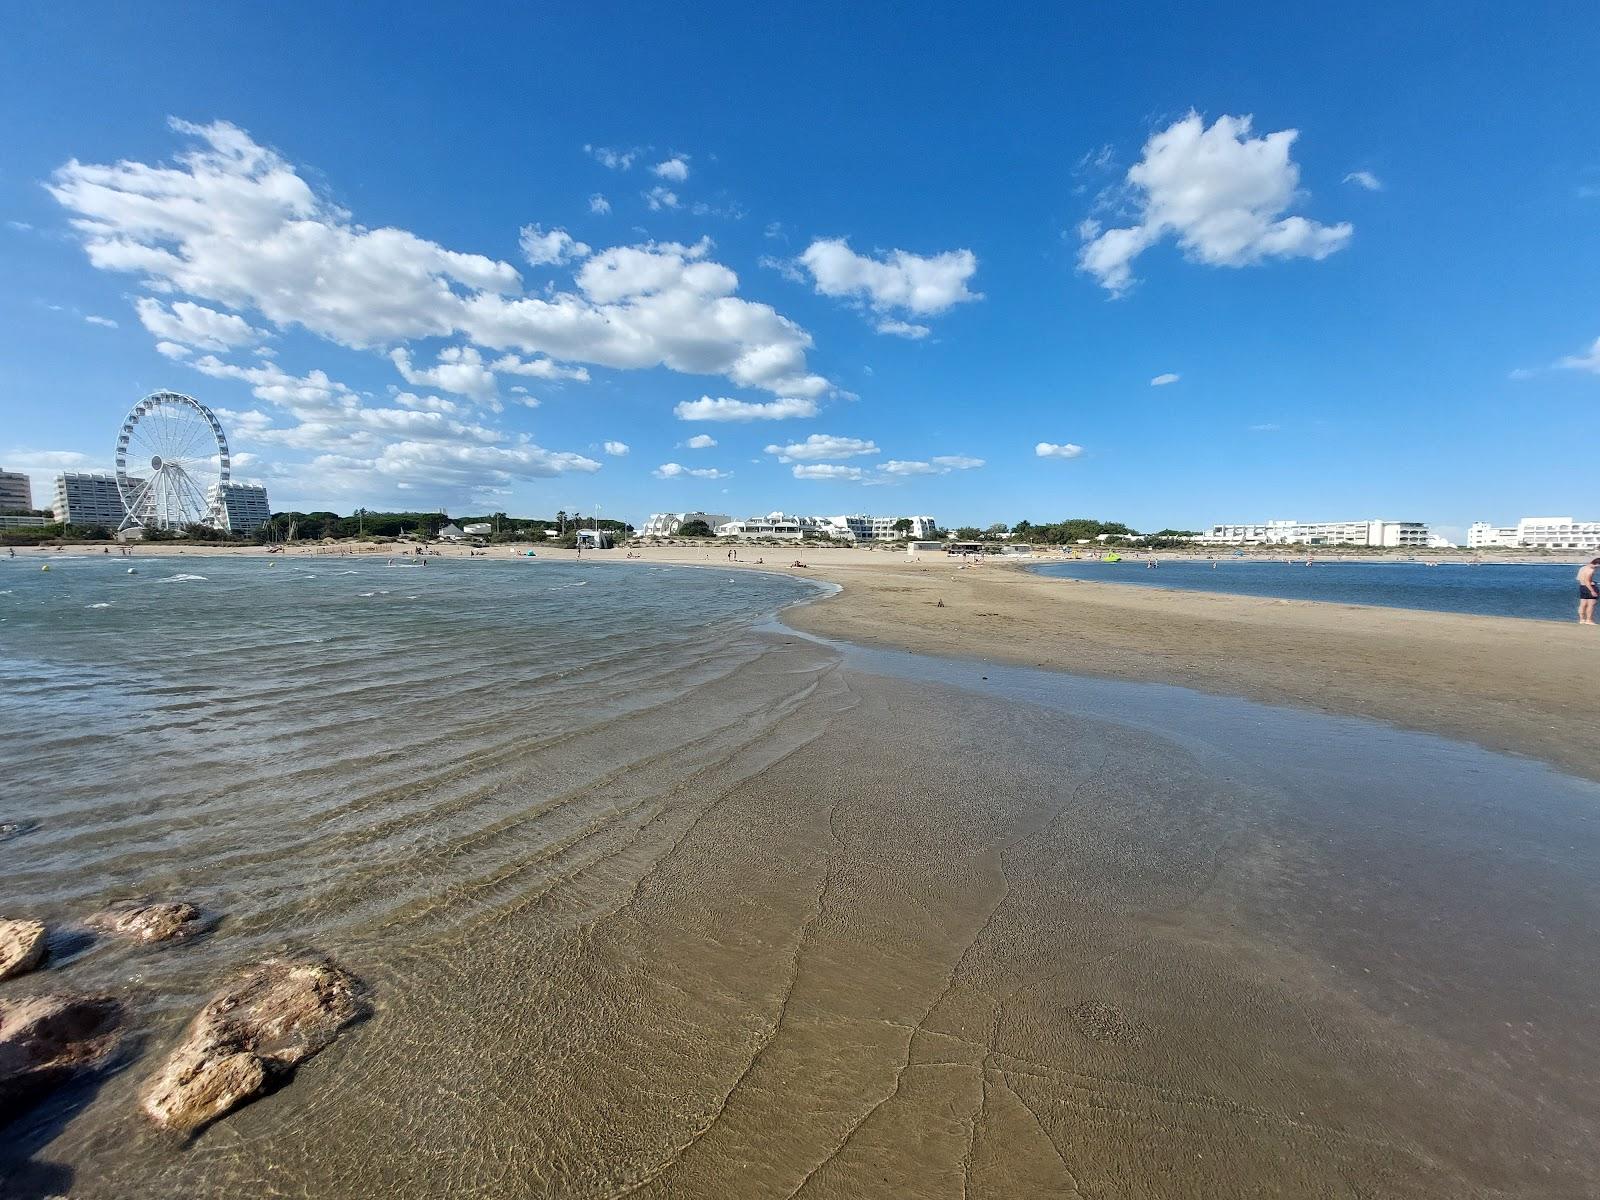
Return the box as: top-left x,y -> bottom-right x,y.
822,514 -> 938,541
53,472 -> 140,528
0,469 -> 32,512
637,511 -> 733,538
1200,519 -> 1429,547
206,481 -> 272,534
1468,517 -> 1600,551
714,512 -> 831,539
708,512 -> 938,541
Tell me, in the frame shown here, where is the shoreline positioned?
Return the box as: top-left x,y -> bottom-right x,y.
8,542 -> 1592,780
619,546 -> 1598,781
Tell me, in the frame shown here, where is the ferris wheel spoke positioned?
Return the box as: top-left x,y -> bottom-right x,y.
165,474 -> 193,524
173,415 -> 208,461
165,469 -> 194,522
151,402 -> 175,457
171,408 -> 207,464
183,470 -> 210,518
173,467 -> 212,524
160,403 -> 186,458
167,409 -> 191,460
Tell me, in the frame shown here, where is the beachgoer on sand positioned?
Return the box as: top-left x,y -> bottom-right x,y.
1578,558 -> 1600,625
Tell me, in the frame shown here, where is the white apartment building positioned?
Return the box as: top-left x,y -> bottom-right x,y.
206,481 -> 272,534
1468,517 -> 1600,551
821,514 -> 938,541
53,472 -> 140,528
710,512 -> 938,541
0,469 -> 32,512
1201,519 -> 1429,547
714,512 -> 831,539
638,511 -> 733,538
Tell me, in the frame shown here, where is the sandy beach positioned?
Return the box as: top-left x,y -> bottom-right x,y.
604,543 -> 1595,781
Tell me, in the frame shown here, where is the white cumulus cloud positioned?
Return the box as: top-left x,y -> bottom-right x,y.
84,314 -> 119,328
50,119 -> 829,400
135,297 -> 263,350
1035,442 -> 1084,459
393,391 -> 461,414
588,193 -> 611,215
645,186 -> 680,211
585,145 -> 637,170
875,319 -> 931,339
796,238 -> 981,324
675,395 -> 820,422
654,462 -> 730,479
1078,112 -> 1352,295
603,440 -> 629,456
1343,170 -> 1383,191
518,224 -> 590,266
180,350 -> 598,497
685,433 -> 717,449
1150,372 -> 1180,386
652,156 -> 690,182
490,352 -> 589,383
390,345 -> 498,402
792,463 -> 864,481
878,456 -> 984,476
764,433 -> 879,462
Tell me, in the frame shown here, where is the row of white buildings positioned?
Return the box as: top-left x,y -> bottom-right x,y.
1191,515 -> 1598,551
1198,519 -> 1435,547
1467,517 -> 1600,551
0,469 -> 272,534
639,511 -> 939,542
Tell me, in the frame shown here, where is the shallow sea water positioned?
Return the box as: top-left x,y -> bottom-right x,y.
1034,558 -> 1581,621
3,554 -> 1597,1197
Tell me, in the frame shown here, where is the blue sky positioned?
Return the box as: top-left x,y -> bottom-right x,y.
2,1 -> 1596,538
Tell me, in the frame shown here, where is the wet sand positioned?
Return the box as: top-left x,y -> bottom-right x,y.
5,554 -> 1598,1196
613,545 -> 1597,782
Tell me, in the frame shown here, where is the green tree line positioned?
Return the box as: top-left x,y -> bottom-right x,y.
951,519 -> 1200,545
255,509 -> 633,543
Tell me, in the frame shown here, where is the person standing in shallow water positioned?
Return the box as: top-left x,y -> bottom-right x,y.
1578,558 -> 1600,624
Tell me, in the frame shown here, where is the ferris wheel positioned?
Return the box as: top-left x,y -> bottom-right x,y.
115,391 -> 231,531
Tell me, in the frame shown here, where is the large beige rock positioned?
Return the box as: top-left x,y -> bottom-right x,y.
86,898 -> 207,944
0,918 -> 47,982
0,993 -> 123,1115
141,956 -> 366,1133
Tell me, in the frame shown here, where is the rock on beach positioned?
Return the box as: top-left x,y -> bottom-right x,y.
0,918 -> 47,982
86,899 -> 208,944
0,993 -> 123,1114
141,956 -> 366,1134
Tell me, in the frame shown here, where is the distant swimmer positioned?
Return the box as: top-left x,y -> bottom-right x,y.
1579,558 -> 1600,625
